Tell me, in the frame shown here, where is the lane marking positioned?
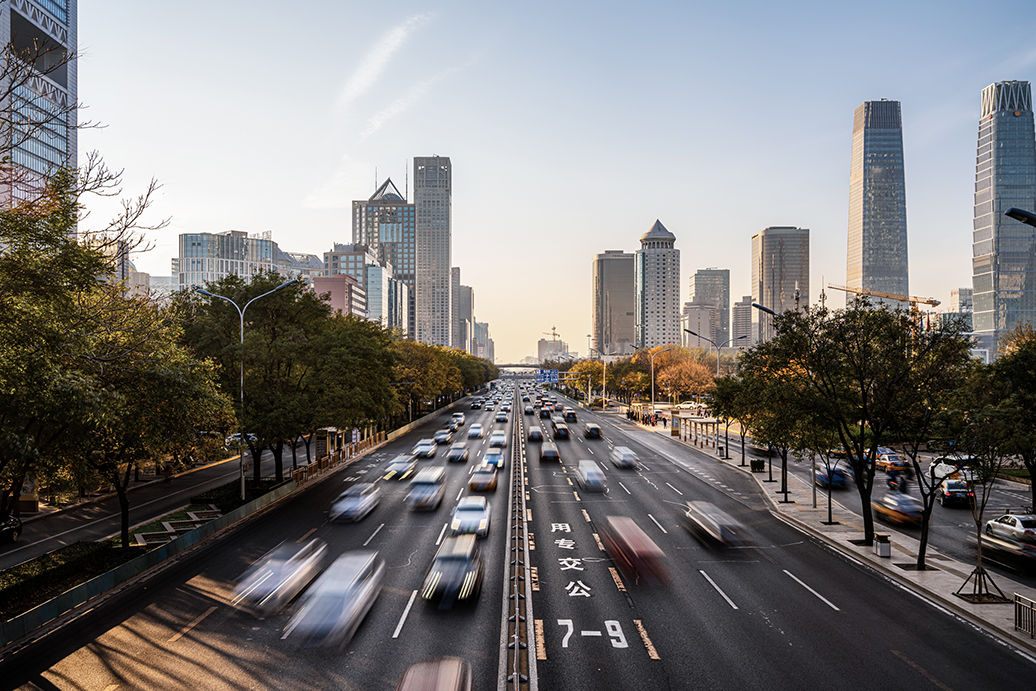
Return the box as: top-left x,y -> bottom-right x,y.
573,491 -> 581,501
890,650 -> 954,691
608,567 -> 627,592
581,509 -> 591,522
435,522 -> 449,545
783,569 -> 840,611
618,482 -> 631,495
362,523 -> 384,547
665,482 -> 684,496
566,477 -> 573,485
535,619 -> 547,659
296,527 -> 318,542
593,533 -> 606,551
634,619 -> 661,660
168,605 -> 217,643
700,570 -> 738,610
647,513 -> 668,534
581,630 -> 602,636
527,508 -> 533,521
456,488 -> 464,501
392,590 -> 419,639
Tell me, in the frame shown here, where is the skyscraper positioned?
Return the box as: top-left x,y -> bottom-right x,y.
0,0 -> 77,203
592,250 -> 635,355
973,81 -> 1036,353
732,295 -> 754,346
635,220 -> 681,348
751,226 -> 809,343
689,268 -> 730,345
352,178 -> 416,337
457,283 -> 474,354
175,230 -> 278,289
847,100 -> 909,303
414,156 -> 452,347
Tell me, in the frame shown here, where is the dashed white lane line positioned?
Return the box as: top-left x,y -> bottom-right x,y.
363,523 -> 384,547
392,590 -> 419,639
647,513 -> 668,534
700,571 -> 738,610
665,482 -> 684,496
784,569 -> 840,611
618,482 -> 631,495
435,522 -> 449,545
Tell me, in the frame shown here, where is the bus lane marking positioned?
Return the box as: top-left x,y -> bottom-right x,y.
634,619 -> 661,659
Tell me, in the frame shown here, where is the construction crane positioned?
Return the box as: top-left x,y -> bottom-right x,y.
542,326 -> 560,344
827,284 -> 940,311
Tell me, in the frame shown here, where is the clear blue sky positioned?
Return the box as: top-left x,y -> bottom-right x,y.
78,0 -> 1036,363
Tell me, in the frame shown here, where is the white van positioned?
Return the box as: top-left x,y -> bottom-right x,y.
575,460 -> 607,493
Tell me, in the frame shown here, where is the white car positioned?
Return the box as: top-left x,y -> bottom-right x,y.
929,457 -> 974,483
286,551 -> 384,648
232,539 -> 327,616
330,483 -> 380,522
412,439 -> 437,458
489,431 -> 507,447
468,423 -> 484,438
451,496 -> 492,538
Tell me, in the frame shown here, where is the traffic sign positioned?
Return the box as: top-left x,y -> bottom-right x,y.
537,369 -> 559,383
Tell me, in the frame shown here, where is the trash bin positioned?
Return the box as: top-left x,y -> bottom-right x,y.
717,445 -> 724,456
874,534 -> 891,558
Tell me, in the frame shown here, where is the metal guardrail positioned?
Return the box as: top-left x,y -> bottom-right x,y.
1017,594 -> 1036,638
505,391 -> 532,688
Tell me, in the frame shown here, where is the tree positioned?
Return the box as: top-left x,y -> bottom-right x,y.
991,331 -> 1036,513
711,373 -> 761,467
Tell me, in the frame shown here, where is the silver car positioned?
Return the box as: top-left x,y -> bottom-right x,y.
609,446 -> 639,469
285,550 -> 385,648
232,539 -> 327,616
985,514 -> 1036,545
330,483 -> 380,522
451,496 -> 492,537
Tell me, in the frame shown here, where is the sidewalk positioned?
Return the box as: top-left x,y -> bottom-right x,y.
616,411 -> 1036,657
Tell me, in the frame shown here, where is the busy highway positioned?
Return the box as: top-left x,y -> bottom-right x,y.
5,383 -> 1036,690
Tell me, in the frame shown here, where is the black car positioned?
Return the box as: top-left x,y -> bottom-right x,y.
539,408 -> 551,419
528,428 -> 544,442
583,423 -> 602,439
421,535 -> 483,608
0,514 -> 23,544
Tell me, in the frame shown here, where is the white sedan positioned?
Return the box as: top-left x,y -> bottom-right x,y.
468,423 -> 484,438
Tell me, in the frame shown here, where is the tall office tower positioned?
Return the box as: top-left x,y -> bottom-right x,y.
592,250 -> 636,355
473,321 -> 490,360
689,268 -> 731,345
0,0 -> 77,204
846,100 -> 909,304
681,302 -> 715,349
634,221 -> 681,348
353,178 -> 416,337
950,287 -> 973,314
732,295 -> 754,346
973,81 -> 1036,353
751,226 -> 809,343
538,338 -> 569,363
451,267 -> 462,349
175,230 -> 279,289
457,284 -> 475,354
414,156 -> 453,346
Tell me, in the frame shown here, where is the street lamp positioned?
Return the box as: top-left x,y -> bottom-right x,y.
587,346 -> 608,411
197,277 -> 299,500
683,330 -> 749,377
1006,207 -> 1036,226
631,345 -> 671,419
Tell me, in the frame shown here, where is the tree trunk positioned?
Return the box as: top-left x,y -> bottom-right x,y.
272,440 -> 284,482
117,458 -> 133,548
291,436 -> 299,470
252,445 -> 262,483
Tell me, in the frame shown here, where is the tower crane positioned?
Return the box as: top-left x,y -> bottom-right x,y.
827,284 -> 940,311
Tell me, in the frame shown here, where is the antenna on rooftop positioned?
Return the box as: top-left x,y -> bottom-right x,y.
375,166 -> 378,191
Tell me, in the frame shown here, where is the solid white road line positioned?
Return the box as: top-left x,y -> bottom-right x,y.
392,590 -> 419,639
435,522 -> 449,545
784,569 -> 840,611
700,571 -> 738,610
665,482 -> 684,496
618,482 -> 631,495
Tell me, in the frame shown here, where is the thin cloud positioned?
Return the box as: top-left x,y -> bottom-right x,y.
336,12 -> 435,112
304,153 -> 373,209
358,58 -> 476,140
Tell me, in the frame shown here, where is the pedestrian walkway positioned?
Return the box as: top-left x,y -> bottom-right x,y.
606,407 -> 1036,657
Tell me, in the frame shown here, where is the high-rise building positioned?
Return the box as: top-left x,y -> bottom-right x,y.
0,0 -> 78,203
732,295 -> 754,346
681,302 -> 715,349
592,250 -> 636,355
950,287 -> 973,315
689,268 -> 730,345
175,230 -> 279,289
973,81 -> 1036,353
414,156 -> 452,347
457,283 -> 475,354
473,321 -> 490,360
352,178 -> 416,337
538,338 -> 569,363
312,274 -> 365,318
751,226 -> 809,343
847,100 -> 909,304
635,220 -> 681,348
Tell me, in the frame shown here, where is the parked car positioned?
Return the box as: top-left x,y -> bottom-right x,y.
232,539 -> 327,616
467,423 -> 484,439
872,492 -> 923,525
451,496 -> 492,538
421,535 -> 484,608
0,515 -> 23,544
609,446 -> 639,469
330,483 -> 380,522
985,513 -> 1036,544
412,439 -> 437,458
286,550 -> 385,648
583,423 -> 602,439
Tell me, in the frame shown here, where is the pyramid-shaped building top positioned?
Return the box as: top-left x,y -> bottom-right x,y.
370,178 -> 405,202
640,219 -> 675,243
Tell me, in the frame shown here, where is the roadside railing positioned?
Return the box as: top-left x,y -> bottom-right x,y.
1017,594 -> 1036,638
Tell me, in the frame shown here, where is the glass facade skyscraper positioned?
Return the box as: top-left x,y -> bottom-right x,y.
751,226 -> 809,343
689,268 -> 730,345
847,100 -> 908,304
973,81 -> 1036,353
592,250 -> 635,355
414,156 -> 453,347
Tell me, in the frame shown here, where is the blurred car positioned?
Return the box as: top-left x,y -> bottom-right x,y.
564,409 -> 578,423
451,412 -> 466,426
470,399 -> 482,409
540,442 -> 560,462
609,446 -> 639,469
682,501 -> 749,548
872,492 -> 923,525
434,430 -> 453,445
574,460 -> 607,493
384,454 -> 417,480
814,465 -> 852,490
0,514 -> 23,544
412,439 -> 437,458
232,539 -> 327,615
484,449 -> 506,468
937,479 -> 974,507
224,432 -> 258,449
600,516 -> 669,585
539,408 -> 551,419
406,467 -> 446,511
286,550 -> 385,648
583,423 -> 602,439
330,483 -> 380,522
501,404 -> 511,413
527,428 -> 543,442
451,496 -> 492,537
985,513 -> 1036,544
875,453 -> 909,472
553,423 -> 570,439
421,535 -> 484,608
395,657 -> 473,691
489,431 -> 507,447
446,442 -> 469,462
524,406 -> 534,415
485,404 -> 495,411
930,457 -> 974,483
467,424 -> 484,439
469,464 -> 498,492
445,419 -> 461,432
495,412 -> 508,423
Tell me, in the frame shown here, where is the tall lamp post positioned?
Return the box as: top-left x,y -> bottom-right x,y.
684,330 -> 748,459
197,277 -> 299,500
632,345 -> 671,420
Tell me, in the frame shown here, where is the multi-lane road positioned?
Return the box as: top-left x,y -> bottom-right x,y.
5,385 -> 1036,690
